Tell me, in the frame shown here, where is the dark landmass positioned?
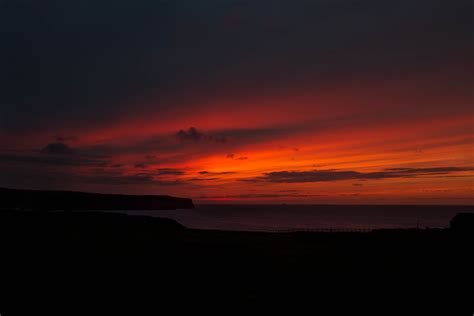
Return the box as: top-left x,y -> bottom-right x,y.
0,187 -> 194,210
1,209 -> 473,313
451,212 -> 474,232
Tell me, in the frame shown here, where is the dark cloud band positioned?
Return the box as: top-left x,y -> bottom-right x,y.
248,167 -> 474,183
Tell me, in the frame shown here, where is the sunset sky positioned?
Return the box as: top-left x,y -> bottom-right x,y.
1,0 -> 473,204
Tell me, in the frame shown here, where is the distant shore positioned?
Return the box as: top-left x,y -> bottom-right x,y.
115,204 -> 474,232
0,187 -> 194,210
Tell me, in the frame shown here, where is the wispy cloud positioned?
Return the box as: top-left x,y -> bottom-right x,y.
198,171 -> 236,175
196,193 -> 328,199
0,153 -> 108,167
246,167 -> 474,183
40,142 -> 76,155
175,127 -> 228,143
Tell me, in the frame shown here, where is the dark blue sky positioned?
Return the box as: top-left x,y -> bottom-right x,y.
1,0 -> 471,131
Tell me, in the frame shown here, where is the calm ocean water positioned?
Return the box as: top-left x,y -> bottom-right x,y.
119,204 -> 474,232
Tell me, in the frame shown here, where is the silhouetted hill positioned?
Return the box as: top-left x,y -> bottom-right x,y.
0,209 -> 472,313
0,187 -> 194,210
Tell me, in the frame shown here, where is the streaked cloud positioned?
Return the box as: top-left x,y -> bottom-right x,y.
248,167 -> 474,183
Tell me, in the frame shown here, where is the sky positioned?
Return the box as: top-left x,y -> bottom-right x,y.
0,0 -> 473,204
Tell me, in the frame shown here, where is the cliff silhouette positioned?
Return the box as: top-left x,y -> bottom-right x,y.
0,187 -> 194,210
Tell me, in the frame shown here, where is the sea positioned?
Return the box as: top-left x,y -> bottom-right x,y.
120,204 -> 474,232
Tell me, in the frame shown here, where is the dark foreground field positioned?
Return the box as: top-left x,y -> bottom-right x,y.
1,210 -> 473,314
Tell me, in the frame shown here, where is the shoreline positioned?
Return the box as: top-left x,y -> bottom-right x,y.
1,208 -> 473,311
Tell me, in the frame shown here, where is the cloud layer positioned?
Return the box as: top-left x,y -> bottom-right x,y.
250,167 -> 474,183
0,0 -> 472,203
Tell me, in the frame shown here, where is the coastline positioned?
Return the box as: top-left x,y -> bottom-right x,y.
1,209 -> 472,312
